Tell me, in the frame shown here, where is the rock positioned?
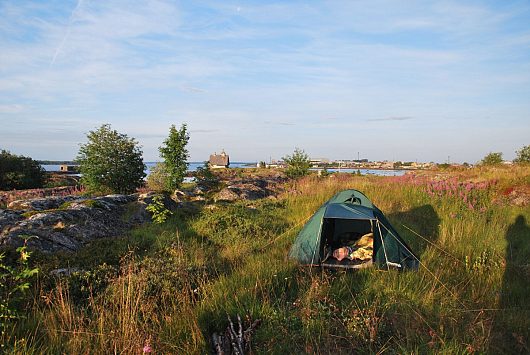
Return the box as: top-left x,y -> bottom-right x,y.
215,187 -> 240,202
0,209 -> 24,233
50,267 -> 82,277
8,196 -> 78,211
127,192 -> 180,224
215,183 -> 268,202
0,194 -> 139,253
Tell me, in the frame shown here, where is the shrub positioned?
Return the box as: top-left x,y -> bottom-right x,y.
0,150 -> 45,190
480,152 -> 503,166
146,162 -> 169,192
282,148 -> 311,178
514,145 -> 530,163
77,124 -> 146,194
0,239 -> 39,336
146,195 -> 173,224
195,162 -> 220,189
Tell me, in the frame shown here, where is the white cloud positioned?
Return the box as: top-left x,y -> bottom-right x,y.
0,104 -> 24,113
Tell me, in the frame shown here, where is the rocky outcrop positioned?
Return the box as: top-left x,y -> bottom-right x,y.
216,183 -> 269,202
0,194 -> 158,253
214,175 -> 286,202
7,196 -> 79,211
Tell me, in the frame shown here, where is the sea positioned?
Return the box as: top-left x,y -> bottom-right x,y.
42,163 -> 406,177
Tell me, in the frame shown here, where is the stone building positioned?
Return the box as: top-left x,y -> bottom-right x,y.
209,150 -> 230,168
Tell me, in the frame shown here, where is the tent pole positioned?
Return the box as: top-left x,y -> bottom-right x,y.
377,220 -> 390,271
310,218 -> 324,267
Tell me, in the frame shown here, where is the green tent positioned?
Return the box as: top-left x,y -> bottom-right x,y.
289,189 -> 419,270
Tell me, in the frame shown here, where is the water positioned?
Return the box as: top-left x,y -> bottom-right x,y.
42,163 -> 406,177
42,162 -> 256,176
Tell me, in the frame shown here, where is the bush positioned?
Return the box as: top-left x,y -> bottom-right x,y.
0,240 -> 39,336
77,124 -> 146,194
282,148 -> 311,178
0,150 -> 45,190
195,161 -> 220,189
146,163 -> 169,192
480,152 -> 503,166
146,195 -> 173,224
514,145 -> 530,163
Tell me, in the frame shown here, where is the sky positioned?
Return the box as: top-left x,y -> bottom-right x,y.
1,0 -> 529,163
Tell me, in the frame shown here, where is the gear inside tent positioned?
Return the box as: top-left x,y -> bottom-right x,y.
289,189 -> 419,270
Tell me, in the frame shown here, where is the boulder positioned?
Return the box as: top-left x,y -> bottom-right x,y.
127,192 -> 179,224
215,187 -> 240,202
215,183 -> 268,202
0,194 -> 138,253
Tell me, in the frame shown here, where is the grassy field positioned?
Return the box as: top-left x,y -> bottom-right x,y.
3,166 -> 529,354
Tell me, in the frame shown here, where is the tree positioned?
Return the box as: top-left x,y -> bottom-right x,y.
282,148 -> 311,178
0,150 -> 45,190
514,145 -> 530,163
159,124 -> 189,192
77,124 -> 145,194
480,152 -> 503,166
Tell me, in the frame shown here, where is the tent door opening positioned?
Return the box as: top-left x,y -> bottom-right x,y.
320,217 -> 375,269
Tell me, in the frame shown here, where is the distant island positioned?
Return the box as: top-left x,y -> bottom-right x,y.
37,160 -> 78,165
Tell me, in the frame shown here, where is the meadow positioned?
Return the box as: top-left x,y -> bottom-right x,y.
3,165 -> 529,354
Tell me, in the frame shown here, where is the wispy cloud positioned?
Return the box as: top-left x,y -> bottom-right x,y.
0,104 -> 24,113
50,0 -> 84,66
264,121 -> 295,126
180,85 -> 207,93
367,116 -> 414,122
1,1 -> 529,162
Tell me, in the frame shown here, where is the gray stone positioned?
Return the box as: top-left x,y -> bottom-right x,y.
0,209 -> 24,233
7,196 -> 78,211
0,194 -> 140,253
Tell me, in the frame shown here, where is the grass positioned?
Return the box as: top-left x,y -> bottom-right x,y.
2,166 -> 529,354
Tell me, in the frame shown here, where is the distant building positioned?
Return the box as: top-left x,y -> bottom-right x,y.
310,158 -> 330,165
209,150 -> 230,168
59,165 -> 76,172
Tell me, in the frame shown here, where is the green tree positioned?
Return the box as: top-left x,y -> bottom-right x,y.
0,150 -> 45,190
282,148 -> 311,178
514,145 -> 530,163
159,124 -> 189,192
480,152 -> 503,166
77,124 -> 145,194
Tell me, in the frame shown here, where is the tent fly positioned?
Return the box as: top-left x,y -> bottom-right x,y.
289,189 -> 419,270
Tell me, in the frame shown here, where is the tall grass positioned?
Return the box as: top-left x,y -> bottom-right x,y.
3,167 -> 529,353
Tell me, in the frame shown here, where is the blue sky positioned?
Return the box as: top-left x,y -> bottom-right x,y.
1,0 -> 529,163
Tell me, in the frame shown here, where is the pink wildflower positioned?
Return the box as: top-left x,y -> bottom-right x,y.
143,344 -> 152,353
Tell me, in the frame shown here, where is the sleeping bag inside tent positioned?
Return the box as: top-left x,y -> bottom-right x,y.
289,189 -> 419,270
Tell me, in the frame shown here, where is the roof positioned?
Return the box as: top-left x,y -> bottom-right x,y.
209,152 -> 230,166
